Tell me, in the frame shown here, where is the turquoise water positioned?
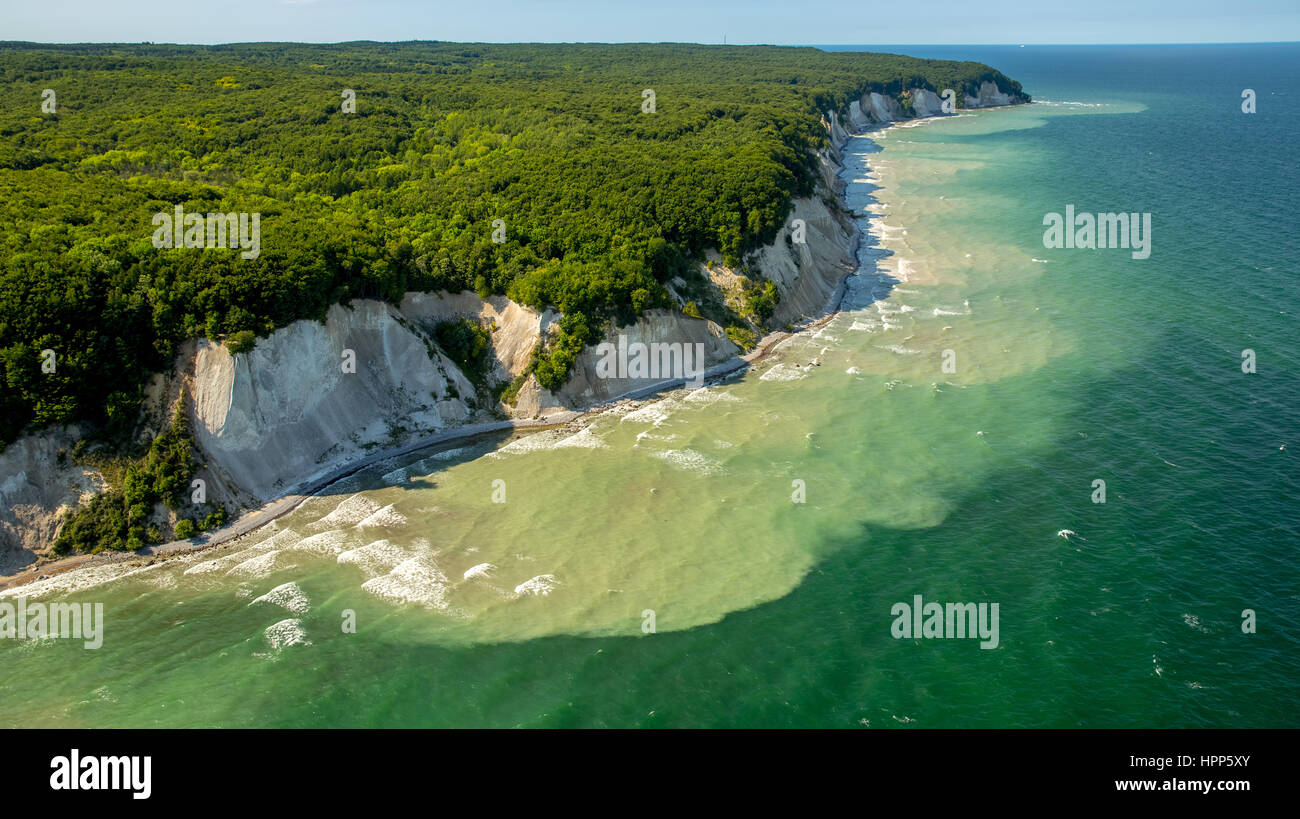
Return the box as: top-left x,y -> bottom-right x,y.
2,44 -> 1297,727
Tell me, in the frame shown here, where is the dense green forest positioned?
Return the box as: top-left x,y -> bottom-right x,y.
0,41 -> 1026,459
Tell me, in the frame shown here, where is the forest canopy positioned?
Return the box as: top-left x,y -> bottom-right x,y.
0,41 -> 1026,448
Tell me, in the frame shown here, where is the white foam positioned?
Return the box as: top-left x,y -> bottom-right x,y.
356,504 -> 407,529
513,574 -> 561,597
186,530 -> 300,575
682,387 -> 741,405
463,562 -> 496,580
399,448 -> 469,477
141,570 -> 178,590
263,618 -> 311,650
314,494 -> 381,528
228,550 -> 292,577
186,550 -> 257,576
362,557 -> 452,610
292,529 -> 351,555
251,582 -> 311,615
634,430 -> 677,446
338,539 -> 410,576
260,528 -> 306,550
495,426 -> 606,456
651,448 -> 722,475
494,430 -> 563,455
428,446 -> 470,461
759,363 -> 805,382
552,427 -> 610,450
620,400 -> 679,426
0,561 -> 157,601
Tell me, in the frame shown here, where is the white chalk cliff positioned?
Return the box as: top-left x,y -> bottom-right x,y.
0,425 -> 105,573
2,79 -> 1026,565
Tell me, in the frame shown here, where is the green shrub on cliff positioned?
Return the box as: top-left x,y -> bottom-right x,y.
0,42 -> 1025,449
225,330 -> 256,355
743,280 -> 781,324
434,319 -> 492,386
53,399 -> 220,554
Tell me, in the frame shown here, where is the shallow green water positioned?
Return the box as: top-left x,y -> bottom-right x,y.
3,45 -> 1297,728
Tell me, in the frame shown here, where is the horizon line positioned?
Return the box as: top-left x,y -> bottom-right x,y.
1,39 -> 1298,48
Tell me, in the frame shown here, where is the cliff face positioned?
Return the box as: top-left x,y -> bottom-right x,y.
190,300 -> 482,502
965,80 -> 1019,108
547,309 -> 741,409
1,80 -> 1029,567
755,195 -> 859,327
0,426 -> 105,573
850,80 -> 1027,125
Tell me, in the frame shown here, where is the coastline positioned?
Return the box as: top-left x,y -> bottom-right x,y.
0,304 -> 845,592
0,102 -> 1011,593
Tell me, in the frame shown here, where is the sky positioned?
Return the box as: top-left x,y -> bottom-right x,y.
3,0 -> 1298,45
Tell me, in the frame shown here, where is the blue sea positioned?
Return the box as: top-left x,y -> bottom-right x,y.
1,43 -> 1296,727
